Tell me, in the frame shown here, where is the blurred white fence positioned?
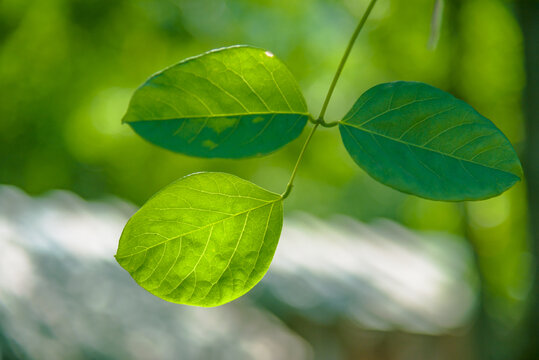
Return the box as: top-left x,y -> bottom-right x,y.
0,185 -> 477,360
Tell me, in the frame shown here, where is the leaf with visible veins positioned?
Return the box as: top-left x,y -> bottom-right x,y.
339,81 -> 522,200
115,172 -> 283,307
123,46 -> 310,158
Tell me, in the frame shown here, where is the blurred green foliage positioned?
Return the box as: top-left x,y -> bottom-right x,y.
0,0 -> 531,358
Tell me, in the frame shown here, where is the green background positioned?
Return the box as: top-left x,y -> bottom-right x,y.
1,0 -> 537,359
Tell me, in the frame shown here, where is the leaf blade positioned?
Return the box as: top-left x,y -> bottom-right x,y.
116,172 -> 283,307
123,46 -> 310,158
339,81 -> 522,200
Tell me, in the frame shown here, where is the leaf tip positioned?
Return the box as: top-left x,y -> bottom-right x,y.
509,156 -> 524,181
120,113 -> 130,124
516,166 -> 524,181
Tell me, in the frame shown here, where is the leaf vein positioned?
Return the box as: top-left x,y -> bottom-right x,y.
398,106 -> 456,140
351,97 -> 441,127
342,123 -> 517,176
118,200 -> 279,258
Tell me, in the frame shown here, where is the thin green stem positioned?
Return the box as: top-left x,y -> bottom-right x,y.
282,123 -> 319,199
309,117 -> 340,128
281,0 -> 378,199
317,0 -> 378,122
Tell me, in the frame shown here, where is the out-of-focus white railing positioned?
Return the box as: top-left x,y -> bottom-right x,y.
0,185 -> 477,360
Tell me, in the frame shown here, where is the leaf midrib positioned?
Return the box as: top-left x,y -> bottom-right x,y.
124,111 -> 311,123
340,122 -> 518,177
116,197 -> 281,259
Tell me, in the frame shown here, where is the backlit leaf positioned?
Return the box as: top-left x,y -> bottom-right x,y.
339,81 -> 522,200
123,46 -> 310,158
115,172 -> 283,307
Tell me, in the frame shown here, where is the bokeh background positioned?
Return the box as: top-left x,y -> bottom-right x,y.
0,0 -> 537,359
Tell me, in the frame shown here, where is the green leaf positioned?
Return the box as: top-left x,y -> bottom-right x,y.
123,45 -> 310,158
339,81 -> 522,201
115,172 -> 283,307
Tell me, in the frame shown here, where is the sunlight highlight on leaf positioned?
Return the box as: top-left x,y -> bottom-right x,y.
123,46 -> 310,158
115,172 -> 283,307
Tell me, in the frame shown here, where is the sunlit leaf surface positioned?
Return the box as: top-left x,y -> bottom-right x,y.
123,46 -> 310,158
116,172 -> 283,306
339,81 -> 522,200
